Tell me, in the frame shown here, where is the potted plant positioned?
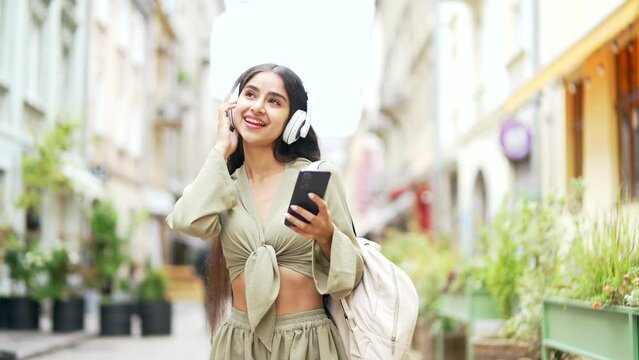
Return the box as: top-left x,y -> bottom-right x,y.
437,197 -> 530,360
89,201 -> 133,336
381,230 -> 463,359
0,225 -> 15,329
3,236 -> 47,330
137,267 -> 172,336
470,194 -> 568,360
41,243 -> 85,332
542,208 -> 639,360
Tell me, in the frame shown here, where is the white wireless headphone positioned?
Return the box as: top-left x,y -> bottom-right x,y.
228,81 -> 312,145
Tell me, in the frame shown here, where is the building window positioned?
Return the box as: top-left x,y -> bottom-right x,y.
0,169 -> 5,217
0,86 -> 7,125
92,74 -> 106,135
0,0 -> 8,81
116,0 -> 130,52
131,9 -> 146,66
472,170 -> 487,251
568,81 -> 584,181
616,37 -> 639,199
59,47 -> 71,111
94,0 -> 110,28
26,14 -> 45,102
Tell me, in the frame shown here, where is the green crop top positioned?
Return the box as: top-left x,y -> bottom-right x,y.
166,148 -> 363,351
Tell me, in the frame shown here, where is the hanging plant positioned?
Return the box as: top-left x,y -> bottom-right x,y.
16,121 -> 76,211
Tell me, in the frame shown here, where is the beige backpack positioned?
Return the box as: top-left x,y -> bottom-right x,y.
328,237 -> 419,359
306,161 -> 419,359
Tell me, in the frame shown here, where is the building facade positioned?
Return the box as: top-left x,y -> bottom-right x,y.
0,0 -> 226,300
85,0 -> 222,268
344,0 -> 439,238
0,0 -> 90,250
435,0 -> 639,255
359,0 -> 638,255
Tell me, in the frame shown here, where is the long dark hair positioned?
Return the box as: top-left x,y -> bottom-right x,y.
208,63 -> 321,331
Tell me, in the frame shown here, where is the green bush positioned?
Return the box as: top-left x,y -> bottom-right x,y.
138,268 -> 169,302
557,209 -> 639,308
17,121 -> 75,211
4,237 -> 48,299
89,201 -> 129,296
382,229 -> 457,322
459,194 -> 567,343
41,243 -> 81,300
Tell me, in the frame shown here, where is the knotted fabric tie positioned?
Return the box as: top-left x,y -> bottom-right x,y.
245,244 -> 280,351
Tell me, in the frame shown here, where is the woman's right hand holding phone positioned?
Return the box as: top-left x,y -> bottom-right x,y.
214,96 -> 238,160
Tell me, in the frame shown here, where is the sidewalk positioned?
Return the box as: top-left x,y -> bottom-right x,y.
0,301 -> 210,359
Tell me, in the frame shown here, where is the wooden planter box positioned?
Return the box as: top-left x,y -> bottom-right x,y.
472,336 -> 536,360
436,289 -> 501,360
413,320 -> 466,360
542,296 -> 639,360
440,289 -> 501,321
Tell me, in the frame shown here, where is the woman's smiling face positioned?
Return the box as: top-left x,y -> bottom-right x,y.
235,71 -> 291,146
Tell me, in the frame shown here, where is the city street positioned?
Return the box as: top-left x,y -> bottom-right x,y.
1,1 -> 638,359
28,302 -> 210,360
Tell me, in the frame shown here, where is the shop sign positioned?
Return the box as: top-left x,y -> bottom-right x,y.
499,118 -> 531,161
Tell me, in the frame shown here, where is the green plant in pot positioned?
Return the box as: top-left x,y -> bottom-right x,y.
381,230 -> 460,357
89,201 -> 129,299
469,194 -> 567,360
541,206 -> 639,360
89,201 -> 133,336
42,243 -> 85,332
0,225 -> 13,329
559,210 -> 639,307
137,266 -> 172,336
499,195 -> 566,354
3,237 -> 47,330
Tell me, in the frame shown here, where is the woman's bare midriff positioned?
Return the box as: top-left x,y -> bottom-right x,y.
231,266 -> 324,315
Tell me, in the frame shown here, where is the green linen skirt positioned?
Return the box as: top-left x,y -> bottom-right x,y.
210,308 -> 347,360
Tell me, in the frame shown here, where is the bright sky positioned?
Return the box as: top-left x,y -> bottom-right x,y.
209,0 -> 376,138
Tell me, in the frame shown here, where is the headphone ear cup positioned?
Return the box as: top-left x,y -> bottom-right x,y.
299,102 -> 312,138
283,110 -> 307,144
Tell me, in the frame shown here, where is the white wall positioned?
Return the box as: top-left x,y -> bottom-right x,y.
457,134 -> 512,256
539,0 -> 625,66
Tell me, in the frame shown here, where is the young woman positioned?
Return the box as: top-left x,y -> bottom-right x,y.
166,63 -> 363,359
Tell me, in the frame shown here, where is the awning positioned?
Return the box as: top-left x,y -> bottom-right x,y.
143,188 -> 175,216
357,191 -> 415,235
453,0 -> 639,151
505,0 -> 638,113
61,158 -> 106,201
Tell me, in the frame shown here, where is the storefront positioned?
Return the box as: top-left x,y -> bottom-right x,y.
564,15 -> 638,210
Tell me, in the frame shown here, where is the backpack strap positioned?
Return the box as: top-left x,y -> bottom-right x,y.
305,160 -> 326,171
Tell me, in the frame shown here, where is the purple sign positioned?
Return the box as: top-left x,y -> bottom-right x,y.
499,119 -> 531,161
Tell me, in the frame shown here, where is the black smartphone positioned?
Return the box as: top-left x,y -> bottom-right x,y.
284,170 -> 331,227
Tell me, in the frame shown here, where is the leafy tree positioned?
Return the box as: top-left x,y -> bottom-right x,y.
17,121 -> 76,211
